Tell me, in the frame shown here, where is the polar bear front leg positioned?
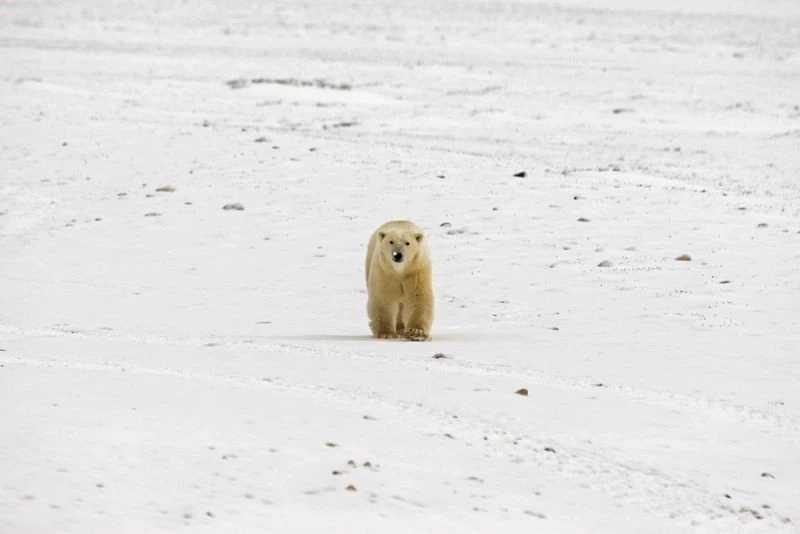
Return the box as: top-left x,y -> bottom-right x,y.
400,290 -> 433,341
368,299 -> 400,339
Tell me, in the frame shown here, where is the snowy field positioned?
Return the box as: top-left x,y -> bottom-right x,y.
2,0 -> 800,532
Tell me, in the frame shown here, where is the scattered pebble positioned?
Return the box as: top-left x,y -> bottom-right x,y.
524,510 -> 547,519
332,470 -> 343,475
719,280 -> 731,284
206,511 -> 215,518
544,447 -> 557,453
757,223 -> 768,228
439,222 -> 452,227
761,472 -> 775,479
345,485 -> 357,492
612,108 -> 634,114
347,460 -> 356,467
515,388 -> 529,396
675,254 -> 692,261
144,212 -> 161,217
222,203 -> 245,211
513,171 -> 527,178
325,442 -> 338,448
577,217 -> 590,222
155,185 -> 175,192
432,353 -> 449,359
597,260 -> 612,267
254,137 -> 268,143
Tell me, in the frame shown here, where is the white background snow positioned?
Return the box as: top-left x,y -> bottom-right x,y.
1,0 -> 799,532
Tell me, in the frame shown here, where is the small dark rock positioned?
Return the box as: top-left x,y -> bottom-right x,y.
345,485 -> 357,492
226,78 -> 249,89
515,388 -> 529,396
761,472 -> 775,479
222,203 -> 245,211
325,442 -> 338,448
577,217 -> 590,222
675,254 -> 692,261
757,223 -> 768,228
254,137 -> 268,143
432,353 -> 449,359
544,447 -> 556,453
597,260 -> 612,267
439,222 -> 452,227
513,171 -> 527,178
144,212 -> 161,217
719,280 -> 731,284
155,185 -> 176,192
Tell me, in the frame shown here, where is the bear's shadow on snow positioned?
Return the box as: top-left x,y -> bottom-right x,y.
274,332 -> 509,342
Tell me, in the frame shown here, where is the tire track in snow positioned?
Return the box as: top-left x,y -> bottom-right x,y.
1,323 -> 797,436
0,352 -> 792,530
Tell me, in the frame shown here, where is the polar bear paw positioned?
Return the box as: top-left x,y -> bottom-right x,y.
403,328 -> 430,341
376,332 -> 399,339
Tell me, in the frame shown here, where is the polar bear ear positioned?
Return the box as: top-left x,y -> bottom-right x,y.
415,233 -> 423,243
378,231 -> 387,240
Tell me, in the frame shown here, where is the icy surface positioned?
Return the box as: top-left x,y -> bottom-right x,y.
1,0 -> 799,532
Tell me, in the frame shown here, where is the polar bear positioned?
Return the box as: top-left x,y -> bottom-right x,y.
365,220 -> 434,341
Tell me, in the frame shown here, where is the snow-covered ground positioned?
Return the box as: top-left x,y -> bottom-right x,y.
2,0 -> 799,531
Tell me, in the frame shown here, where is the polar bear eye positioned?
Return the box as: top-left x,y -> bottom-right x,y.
389,240 -> 394,245
405,241 -> 410,246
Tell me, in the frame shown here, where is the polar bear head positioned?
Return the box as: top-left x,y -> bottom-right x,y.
378,226 -> 425,273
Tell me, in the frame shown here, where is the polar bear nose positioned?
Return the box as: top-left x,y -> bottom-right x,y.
392,251 -> 404,263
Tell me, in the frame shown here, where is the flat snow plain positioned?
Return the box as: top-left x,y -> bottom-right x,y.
1,0 -> 799,532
